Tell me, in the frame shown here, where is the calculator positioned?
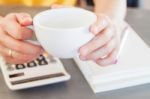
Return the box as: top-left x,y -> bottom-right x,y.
0,52 -> 71,90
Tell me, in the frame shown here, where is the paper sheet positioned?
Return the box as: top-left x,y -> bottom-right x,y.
74,27 -> 150,93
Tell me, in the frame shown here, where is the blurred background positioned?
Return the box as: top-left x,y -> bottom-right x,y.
79,0 -> 150,9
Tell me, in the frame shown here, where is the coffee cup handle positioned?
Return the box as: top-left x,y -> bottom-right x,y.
25,25 -> 42,46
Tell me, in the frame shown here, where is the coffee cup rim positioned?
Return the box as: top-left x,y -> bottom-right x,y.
33,7 -> 96,31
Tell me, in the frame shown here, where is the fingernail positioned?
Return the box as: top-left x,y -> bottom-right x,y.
20,14 -> 32,21
112,60 -> 118,64
27,17 -> 32,21
23,17 -> 32,22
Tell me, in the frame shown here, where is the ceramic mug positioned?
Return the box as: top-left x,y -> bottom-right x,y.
30,7 -> 96,58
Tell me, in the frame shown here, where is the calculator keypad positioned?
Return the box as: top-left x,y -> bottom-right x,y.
6,52 -> 57,71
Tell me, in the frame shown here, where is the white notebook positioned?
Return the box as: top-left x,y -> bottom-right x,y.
74,27 -> 150,93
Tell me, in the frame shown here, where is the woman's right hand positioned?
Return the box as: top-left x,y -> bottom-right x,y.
0,13 -> 44,64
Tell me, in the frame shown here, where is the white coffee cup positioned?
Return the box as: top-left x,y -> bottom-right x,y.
32,7 -> 96,58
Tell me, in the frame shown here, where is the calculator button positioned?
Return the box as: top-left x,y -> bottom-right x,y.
5,63 -> 15,71
15,64 -> 26,70
7,66 -> 15,71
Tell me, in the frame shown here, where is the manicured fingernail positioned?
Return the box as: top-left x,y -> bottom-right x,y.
113,60 -> 118,64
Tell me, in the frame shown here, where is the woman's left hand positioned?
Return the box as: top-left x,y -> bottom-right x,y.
79,14 -> 120,66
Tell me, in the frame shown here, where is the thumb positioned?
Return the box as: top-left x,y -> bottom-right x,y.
16,13 -> 32,26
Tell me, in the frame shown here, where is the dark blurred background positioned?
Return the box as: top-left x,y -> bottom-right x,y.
85,0 -> 140,7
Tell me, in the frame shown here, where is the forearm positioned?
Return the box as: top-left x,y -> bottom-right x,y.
93,0 -> 126,21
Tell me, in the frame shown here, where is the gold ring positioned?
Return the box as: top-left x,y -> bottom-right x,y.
8,49 -> 13,58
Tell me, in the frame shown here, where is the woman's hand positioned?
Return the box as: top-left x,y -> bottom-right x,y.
0,13 -> 44,64
79,14 -> 120,66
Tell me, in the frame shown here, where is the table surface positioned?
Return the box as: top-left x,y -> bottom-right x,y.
0,6 -> 150,99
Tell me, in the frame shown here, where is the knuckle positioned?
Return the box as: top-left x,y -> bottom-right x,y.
96,15 -> 109,28
97,14 -> 110,22
97,14 -> 106,19
100,18 -> 108,27
5,13 -> 16,19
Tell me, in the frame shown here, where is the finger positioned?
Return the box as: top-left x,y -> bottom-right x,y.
86,37 -> 117,60
1,13 -> 33,40
0,44 -> 8,56
4,56 -> 36,64
0,32 -> 43,55
90,14 -> 110,35
15,13 -> 32,26
4,56 -> 26,64
79,25 -> 115,57
0,45 -> 42,64
96,48 -> 119,66
0,44 -> 41,60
